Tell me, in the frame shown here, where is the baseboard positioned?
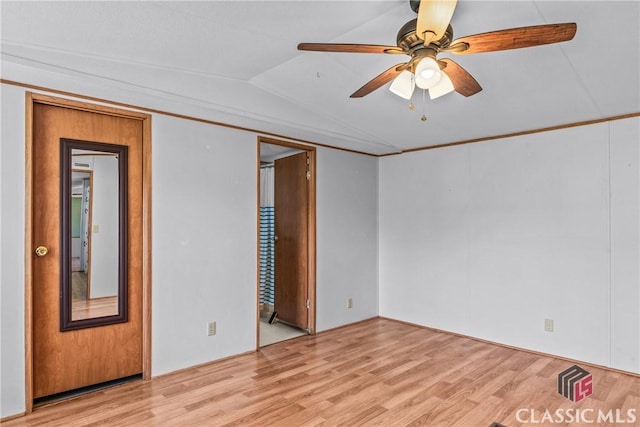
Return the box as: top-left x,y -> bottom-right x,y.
150,349 -> 257,381
1,411 -> 26,423
379,316 -> 640,378
315,316 -> 379,335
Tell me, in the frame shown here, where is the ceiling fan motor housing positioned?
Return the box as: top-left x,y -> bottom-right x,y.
397,19 -> 453,52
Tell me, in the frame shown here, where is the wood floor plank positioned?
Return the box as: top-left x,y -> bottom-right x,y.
5,318 -> 639,426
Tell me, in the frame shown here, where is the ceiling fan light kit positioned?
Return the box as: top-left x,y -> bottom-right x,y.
298,0 -> 577,114
414,56 -> 442,89
428,72 -> 455,99
389,70 -> 415,99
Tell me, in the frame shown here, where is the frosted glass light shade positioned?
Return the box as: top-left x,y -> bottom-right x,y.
429,72 -> 454,99
389,70 -> 415,99
414,57 -> 442,89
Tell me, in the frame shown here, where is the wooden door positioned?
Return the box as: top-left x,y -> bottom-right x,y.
274,152 -> 309,329
32,102 -> 143,399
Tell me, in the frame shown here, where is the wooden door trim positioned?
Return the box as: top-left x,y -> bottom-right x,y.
306,149 -> 316,335
25,93 -> 34,414
256,137 -> 317,348
24,93 -> 152,413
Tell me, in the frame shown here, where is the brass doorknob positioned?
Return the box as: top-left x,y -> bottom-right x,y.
35,246 -> 48,257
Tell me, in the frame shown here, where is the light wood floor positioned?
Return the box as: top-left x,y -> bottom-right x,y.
71,296 -> 119,320
5,318 -> 639,426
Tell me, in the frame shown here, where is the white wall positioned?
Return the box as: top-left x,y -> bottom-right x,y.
151,115 -> 258,376
0,79 -> 380,418
1,84 -> 27,419
379,118 -> 640,373
609,118 -> 640,373
316,148 -> 379,331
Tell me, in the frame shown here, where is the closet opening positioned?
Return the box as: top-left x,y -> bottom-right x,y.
257,138 -> 316,347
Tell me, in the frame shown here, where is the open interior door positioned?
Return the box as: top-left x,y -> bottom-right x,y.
274,152 -> 309,329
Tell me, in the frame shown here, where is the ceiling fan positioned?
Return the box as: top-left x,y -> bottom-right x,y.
298,0 -> 577,101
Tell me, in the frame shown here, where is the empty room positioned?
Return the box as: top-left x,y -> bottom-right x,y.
1,1 -> 638,426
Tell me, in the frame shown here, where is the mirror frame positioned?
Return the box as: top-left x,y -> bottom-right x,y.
60,138 -> 128,331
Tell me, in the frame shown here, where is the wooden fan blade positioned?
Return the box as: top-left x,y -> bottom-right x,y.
350,63 -> 408,98
447,23 -> 577,54
416,0 -> 457,45
298,43 -> 404,54
440,58 -> 482,97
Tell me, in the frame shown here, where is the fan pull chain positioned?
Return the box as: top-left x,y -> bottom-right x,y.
421,89 -> 428,121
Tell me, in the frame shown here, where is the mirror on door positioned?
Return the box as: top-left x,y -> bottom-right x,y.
60,139 -> 128,331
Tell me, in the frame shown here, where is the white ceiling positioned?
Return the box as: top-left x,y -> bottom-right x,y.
2,1 -> 638,155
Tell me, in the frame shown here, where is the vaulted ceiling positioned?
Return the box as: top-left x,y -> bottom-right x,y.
2,1 -> 638,155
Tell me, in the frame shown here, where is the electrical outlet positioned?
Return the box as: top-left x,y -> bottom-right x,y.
207,321 -> 216,336
544,318 -> 554,332
347,298 -> 353,309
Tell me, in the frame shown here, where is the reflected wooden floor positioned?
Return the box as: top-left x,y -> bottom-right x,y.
5,318 -> 639,426
72,296 -> 118,320
70,270 -> 118,319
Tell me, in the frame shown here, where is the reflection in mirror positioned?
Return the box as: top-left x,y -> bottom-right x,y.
61,139 -> 128,331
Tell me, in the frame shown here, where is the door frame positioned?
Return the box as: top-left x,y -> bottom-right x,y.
256,136 -> 316,348
24,93 -> 152,413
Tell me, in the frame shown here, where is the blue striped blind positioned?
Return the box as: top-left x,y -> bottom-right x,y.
259,206 -> 275,305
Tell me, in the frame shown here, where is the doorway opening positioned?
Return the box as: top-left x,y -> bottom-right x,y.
257,137 -> 316,347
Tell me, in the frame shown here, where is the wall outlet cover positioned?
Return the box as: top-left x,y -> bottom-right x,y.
207,321 -> 216,336
544,318 -> 554,332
